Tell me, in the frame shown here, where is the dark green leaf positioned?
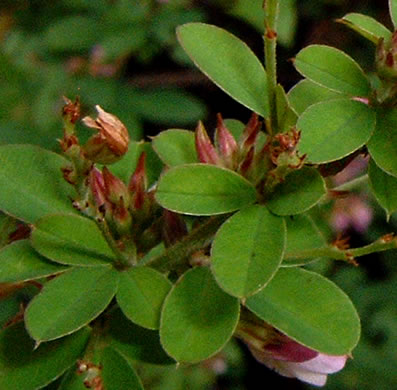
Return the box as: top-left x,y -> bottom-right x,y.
368,159 -> 397,219
246,267 -> 360,355
101,347 -> 144,390
31,214 -> 116,267
275,84 -> 298,132
160,267 -> 240,363
152,129 -> 198,167
0,323 -> 90,390
0,240 -> 68,283
155,164 -> 257,215
0,145 -> 76,223
294,45 -> 370,96
266,167 -> 326,216
211,205 -> 285,298
177,23 -> 268,116
297,99 -> 376,163
117,267 -> 172,330
25,267 -> 119,342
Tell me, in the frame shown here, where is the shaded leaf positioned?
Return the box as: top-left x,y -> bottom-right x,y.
160,267 -> 240,363
211,205 -> 285,298
246,267 -> 360,355
177,23 -> 269,116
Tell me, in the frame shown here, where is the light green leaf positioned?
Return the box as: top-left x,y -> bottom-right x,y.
177,23 -> 268,117
117,267 -> 172,330
0,323 -> 90,390
338,13 -> 391,44
390,0 -> 397,29
368,159 -> 397,219
0,240 -> 68,283
31,214 -> 117,266
211,205 -> 285,298
294,45 -> 370,96
266,167 -> 326,216
155,164 -> 257,215
368,108 -> 397,177
0,145 -> 76,223
152,129 -> 198,167
297,99 -> 376,163
288,79 -> 343,115
160,267 -> 240,363
25,267 -> 119,342
246,267 -> 360,355
283,215 -> 326,266
101,347 -> 144,390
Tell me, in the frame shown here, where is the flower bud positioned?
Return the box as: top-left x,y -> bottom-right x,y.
376,31 -> 397,81
82,105 -> 129,164
195,121 -> 221,165
89,167 -> 107,209
215,113 -> 238,169
102,167 -> 130,206
128,152 -> 148,210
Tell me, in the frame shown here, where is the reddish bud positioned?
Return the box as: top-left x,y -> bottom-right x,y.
89,167 -> 107,208
82,105 -> 129,164
239,146 -> 255,178
240,113 -> 260,151
162,210 -> 188,247
195,121 -> 221,165
62,96 -> 81,125
215,113 -> 238,169
129,152 -> 147,210
102,167 -> 129,205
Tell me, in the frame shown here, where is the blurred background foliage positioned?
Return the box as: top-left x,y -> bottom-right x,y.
0,0 -> 396,389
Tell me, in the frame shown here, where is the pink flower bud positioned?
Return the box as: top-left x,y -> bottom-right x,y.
102,167 -> 129,206
240,113 -> 261,151
195,121 -> 221,165
82,105 -> 129,164
128,152 -> 148,210
215,113 -> 238,169
89,167 -> 107,209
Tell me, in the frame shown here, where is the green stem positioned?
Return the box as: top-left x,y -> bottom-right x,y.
332,174 -> 369,192
264,0 -> 279,134
146,215 -> 228,272
284,235 -> 397,262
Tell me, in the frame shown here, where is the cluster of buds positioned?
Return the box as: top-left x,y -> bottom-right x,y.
235,311 -> 348,387
77,360 -> 103,390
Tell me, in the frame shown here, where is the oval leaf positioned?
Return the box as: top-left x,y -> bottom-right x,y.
294,45 -> 370,96
367,108 -> 397,177
0,323 -> 90,390
266,167 -> 326,216
211,205 -> 286,298
25,267 -> 119,342
152,129 -> 198,167
288,79 -> 344,115
0,145 -> 76,223
117,267 -> 172,330
31,214 -> 117,266
338,13 -> 391,44
160,267 -> 240,363
368,159 -> 397,219
246,267 -> 360,355
390,0 -> 397,29
101,347 -> 144,390
297,99 -> 376,164
0,240 -> 68,283
155,164 -> 257,215
177,23 -> 269,117
283,215 -> 326,266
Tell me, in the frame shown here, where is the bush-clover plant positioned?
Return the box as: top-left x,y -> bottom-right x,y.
0,0 -> 396,388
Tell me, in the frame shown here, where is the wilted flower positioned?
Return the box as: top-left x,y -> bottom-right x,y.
82,105 -> 129,164
236,313 -> 348,387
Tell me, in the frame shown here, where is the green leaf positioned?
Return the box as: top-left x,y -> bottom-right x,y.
368,108 -> 397,178
288,79 -> 343,115
152,129 -> 198,167
160,267 -> 240,363
390,0 -> 397,29
275,84 -> 298,132
101,347 -> 144,390
0,145 -> 76,223
266,167 -> 326,216
338,13 -> 391,44
294,45 -> 370,96
31,214 -> 117,267
0,323 -> 90,390
211,205 -> 285,298
283,215 -> 326,266
117,267 -> 172,330
0,240 -> 68,283
109,309 -> 174,365
177,23 -> 269,117
368,159 -> 397,219
25,267 -> 119,342
297,99 -> 376,163
246,267 -> 361,355
155,164 -> 257,215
